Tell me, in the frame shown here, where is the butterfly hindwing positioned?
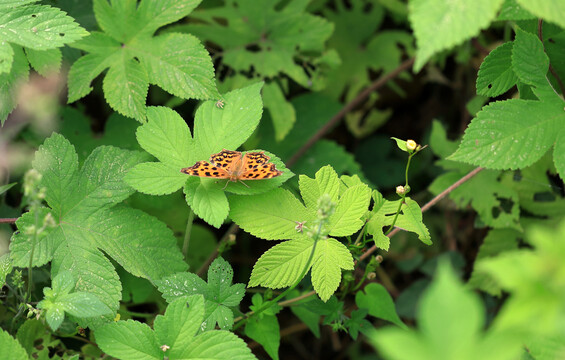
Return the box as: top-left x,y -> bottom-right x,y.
240,162 -> 283,180
209,149 -> 242,169
180,161 -> 230,179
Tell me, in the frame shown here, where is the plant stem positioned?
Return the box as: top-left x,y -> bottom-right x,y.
26,207 -> 39,301
359,167 -> 484,262
0,218 -> 18,223
197,223 -> 239,276
182,209 -> 195,260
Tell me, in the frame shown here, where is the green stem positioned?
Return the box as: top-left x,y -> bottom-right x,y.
26,205 -> 40,301
182,209 -> 195,260
233,222 -> 323,331
384,198 -> 404,236
384,152 -> 415,235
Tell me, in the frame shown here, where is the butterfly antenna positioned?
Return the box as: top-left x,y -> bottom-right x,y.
239,180 -> 250,188
222,180 -> 230,190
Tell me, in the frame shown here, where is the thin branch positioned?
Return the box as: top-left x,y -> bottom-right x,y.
0,218 -> 17,224
538,19 -> 565,97
359,167 -> 484,262
286,57 -> 415,167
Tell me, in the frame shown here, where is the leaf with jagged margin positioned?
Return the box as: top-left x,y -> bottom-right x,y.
476,42 -> 518,97
298,165 -> 341,211
0,329 -> 27,360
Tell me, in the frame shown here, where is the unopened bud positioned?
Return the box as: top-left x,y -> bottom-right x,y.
396,186 -> 406,196
375,255 -> 383,263
367,272 -> 376,280
406,139 -> 417,151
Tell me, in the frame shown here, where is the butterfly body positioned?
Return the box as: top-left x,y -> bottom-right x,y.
181,149 -> 282,187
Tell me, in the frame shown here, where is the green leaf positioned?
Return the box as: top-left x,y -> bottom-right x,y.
448,99 -> 563,171
0,328 -> 28,360
497,0 -> 536,20
476,221 -> 565,336
512,28 -> 554,100
0,40 -> 14,74
263,82 -> 296,141
249,238 -> 314,289
25,48 -> 61,75
311,237 -> 354,302
516,0 -> 565,29
184,179 -> 229,229
0,4 -> 88,50
409,0 -> 505,71
328,184 -> 371,237
367,192 -> 432,246
345,309 -> 373,340
12,134 -> 187,328
95,320 -> 161,360
468,229 -> 520,296
230,188 -> 315,241
0,254 -> 12,286
140,32 -> 217,100
476,42 -> 518,97
298,165 -> 341,211
193,82 -> 263,159
0,45 -> 28,124
371,262 -> 522,360
125,162 -> 187,196
245,306 -> 280,360
15,319 -> 53,359
355,283 -> 406,328
69,0 -> 217,120
97,295 -> 257,360
157,257 -> 246,331
102,57 -> 149,121
186,0 -> 333,87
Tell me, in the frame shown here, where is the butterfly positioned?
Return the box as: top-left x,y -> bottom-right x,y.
181,149 -> 283,188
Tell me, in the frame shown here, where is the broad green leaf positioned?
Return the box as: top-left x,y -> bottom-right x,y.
11,134 -> 187,328
497,0 -> 536,20
25,48 -> 61,75
102,57 -> 149,121
249,238 -> 314,289
0,44 -> 28,124
468,229 -> 520,296
516,0 -> 565,29
0,4 -> 87,50
394,198 -> 431,245
125,162 -> 186,195
95,320 -> 161,360
184,179 -> 229,229
31,132 -> 79,216
298,165 -> 341,211
193,82 -> 263,160
0,329 -> 28,360
97,295 -> 256,360
355,283 -> 406,328
512,28 -> 555,101
69,0 -> 217,120
448,99 -> 563,171
290,302 -> 321,338
140,32 -> 217,100
245,309 -> 280,360
156,257 -> 246,331
371,262 -> 522,360
409,0 -> 505,71
311,237 -> 354,302
16,320 -> 53,359
154,296 -> 204,353
230,188 -> 315,241
477,221 -> 565,336
263,82 -> 296,141
0,182 -> 15,196
476,42 -> 518,97
328,184 -> 371,237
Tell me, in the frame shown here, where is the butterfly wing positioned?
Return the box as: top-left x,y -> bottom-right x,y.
209,150 -> 242,170
180,161 -> 230,179
240,152 -> 282,180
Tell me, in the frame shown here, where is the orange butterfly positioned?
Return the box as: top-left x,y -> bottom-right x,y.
181,149 -> 283,188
